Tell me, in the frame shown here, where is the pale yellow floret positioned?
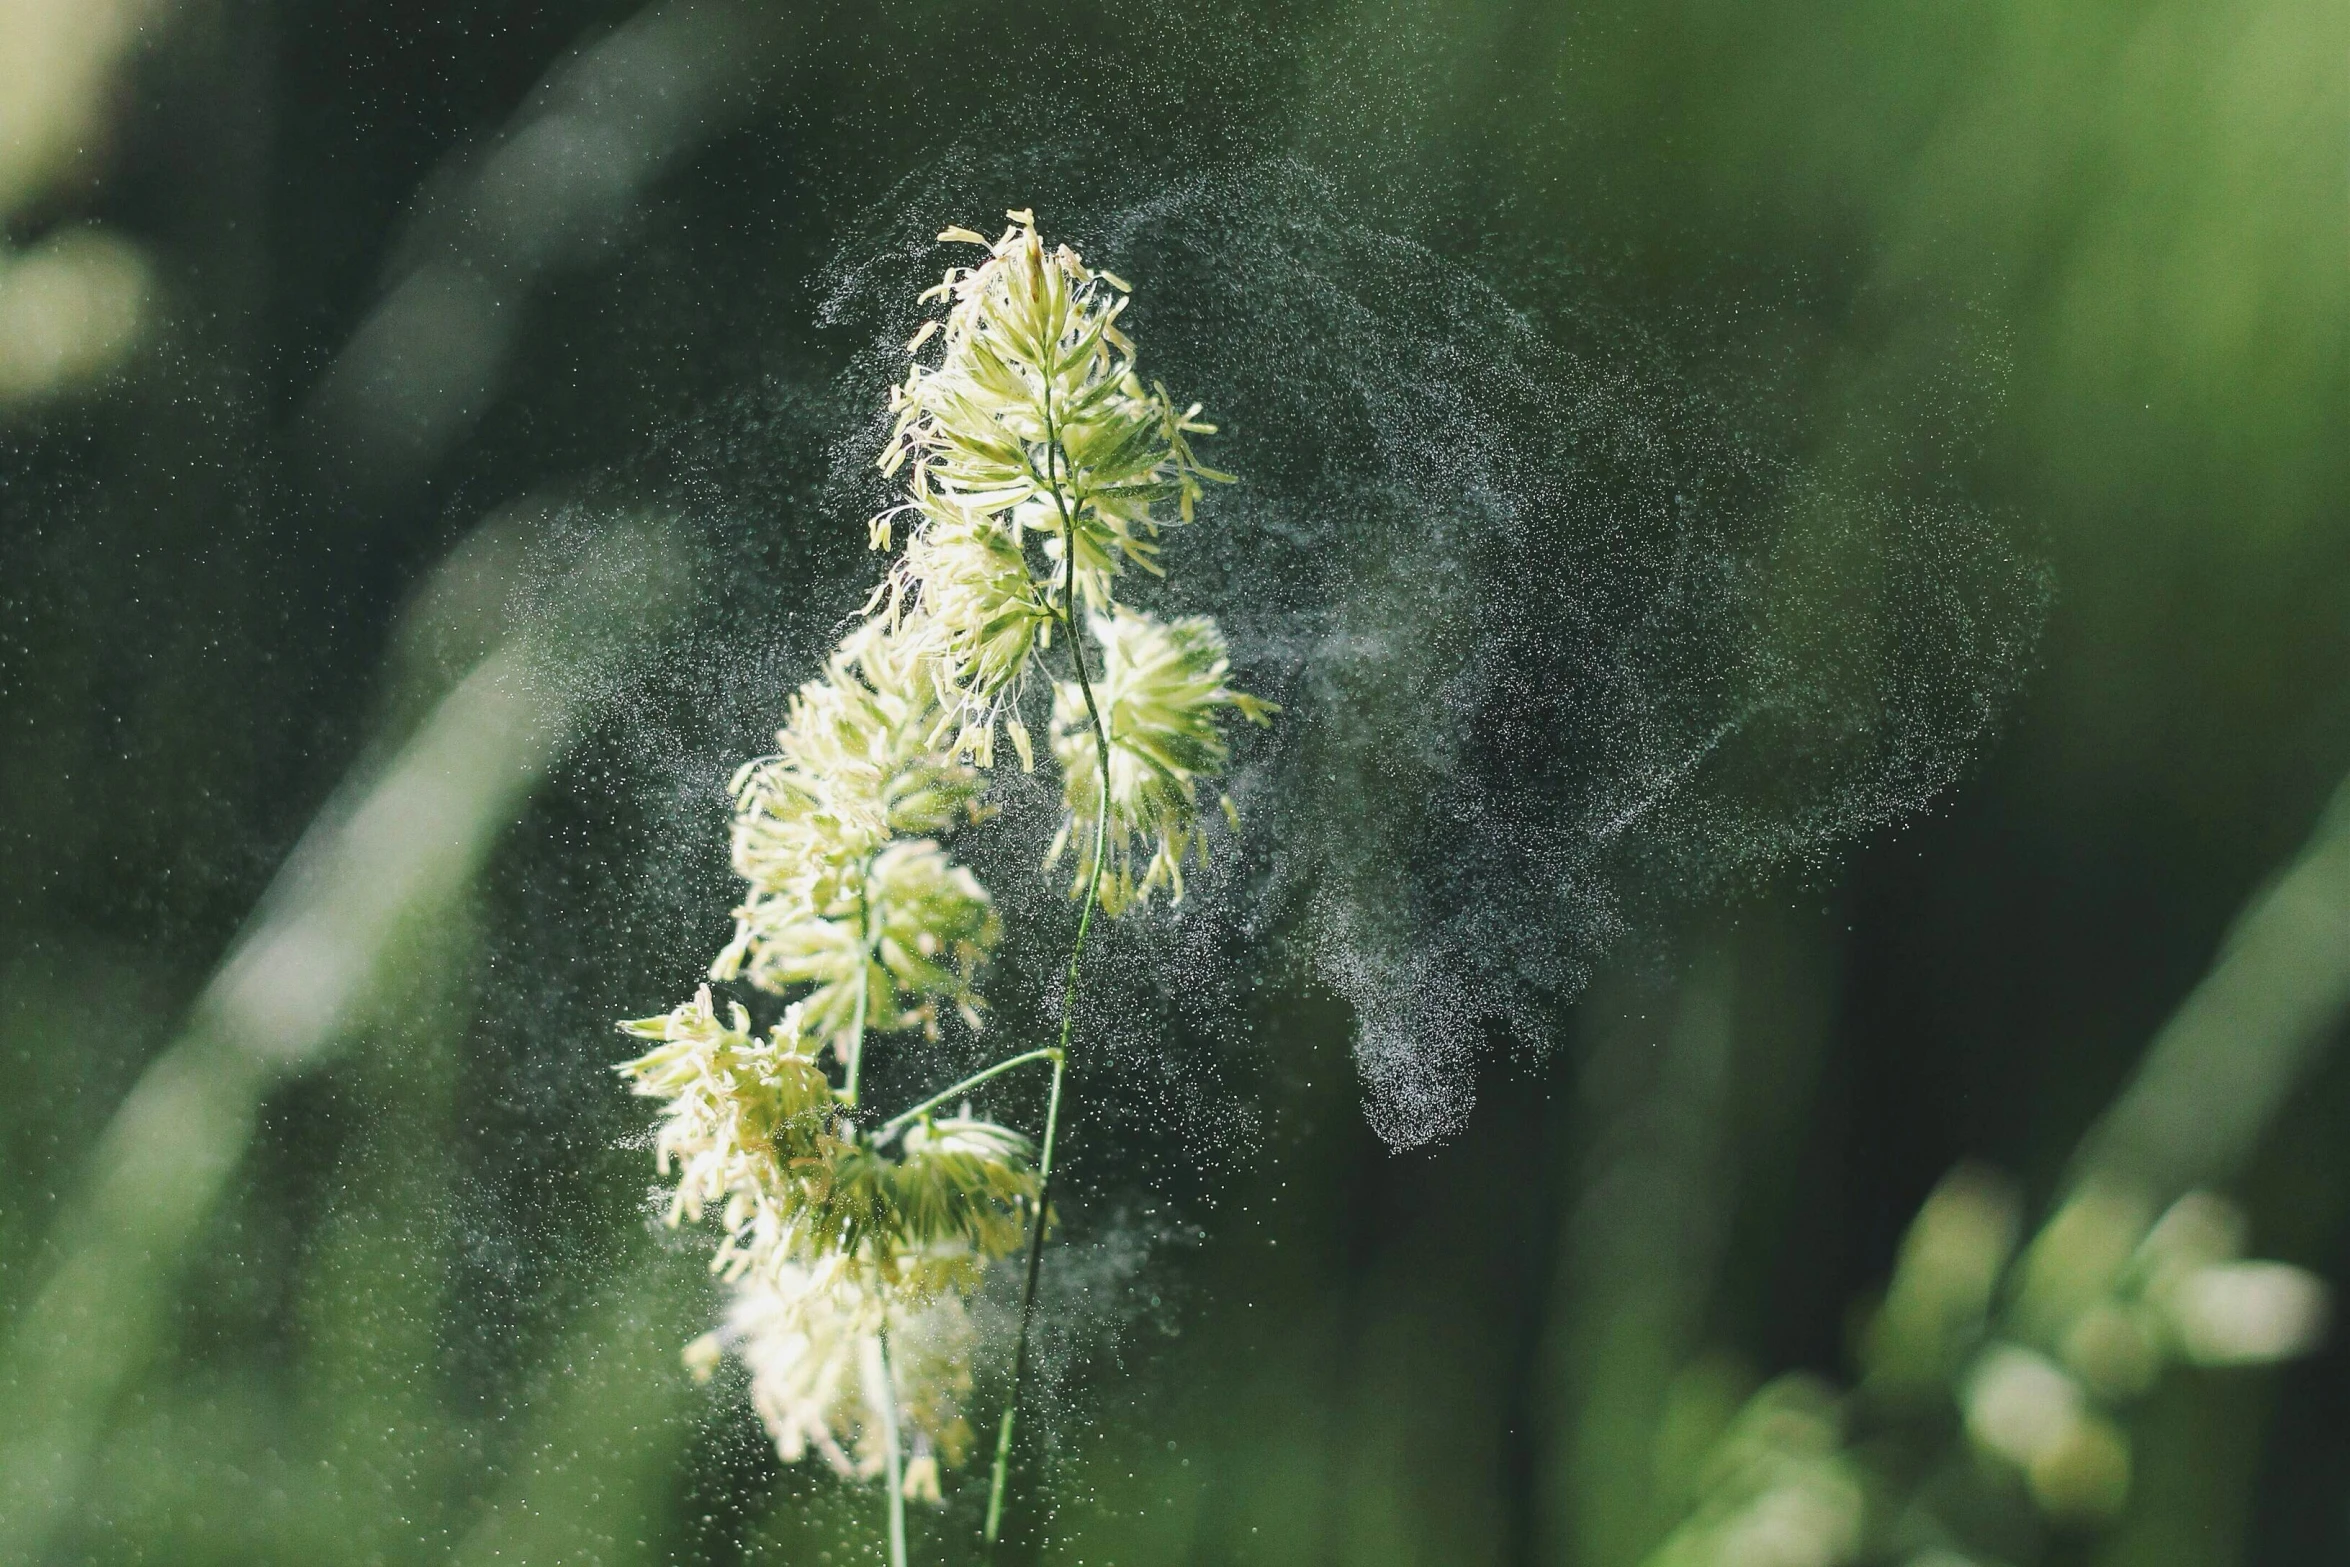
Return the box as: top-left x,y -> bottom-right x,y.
876,501 -> 1054,759
712,618 -> 1000,1072
877,211 -> 1230,718
616,990 -> 1038,1289
720,617 -> 982,922
1048,606 -> 1274,913
721,1259 -> 978,1500
614,988 -> 835,1279
718,837 -> 999,1069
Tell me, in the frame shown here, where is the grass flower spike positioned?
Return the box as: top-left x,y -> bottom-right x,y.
1048,607 -> 1275,912
878,211 -> 1229,754
707,1261 -> 979,1498
887,510 -> 1054,759
616,987 -> 1036,1285
616,987 -> 835,1279
789,1114 -> 1038,1275
714,619 -> 997,1081
1647,1171 -> 2331,1566
620,208 -> 1267,1563
724,836 -> 999,1066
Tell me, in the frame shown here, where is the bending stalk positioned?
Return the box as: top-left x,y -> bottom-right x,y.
879,1048 -> 1063,1142
982,1044 -> 1068,1549
985,399 -> 1112,1552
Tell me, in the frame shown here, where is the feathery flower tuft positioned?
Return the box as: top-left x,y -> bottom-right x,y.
716,1261 -> 978,1500
615,987 -> 836,1278
1048,607 -> 1275,912
876,212 -> 1228,747
720,619 -> 982,905
620,209 -> 1263,1534
722,837 -> 1000,1069
878,506 -> 1053,760
793,1114 -> 1039,1269
714,620 -> 999,1071
617,989 -> 1036,1284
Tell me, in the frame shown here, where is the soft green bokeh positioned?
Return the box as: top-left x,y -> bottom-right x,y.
2,0 -> 2344,1563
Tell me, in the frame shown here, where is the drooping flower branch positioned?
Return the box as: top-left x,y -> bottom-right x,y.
617,211 -> 1270,1564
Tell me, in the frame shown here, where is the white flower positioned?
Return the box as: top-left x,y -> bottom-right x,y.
876,212 -> 1229,703
785,1113 -> 1039,1275
713,620 -> 1000,1069
720,1260 -> 979,1499
614,988 -> 835,1278
720,837 -> 999,1066
1048,606 -> 1273,912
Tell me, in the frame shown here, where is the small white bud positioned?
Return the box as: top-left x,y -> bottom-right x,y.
1963,1344 -> 2083,1469
2166,1262 -> 2330,1365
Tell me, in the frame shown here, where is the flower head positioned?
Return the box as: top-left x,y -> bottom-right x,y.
1049,607 -> 1274,912
615,987 -> 838,1277
722,618 -> 983,921
877,505 -> 1053,762
779,1115 -> 1038,1281
878,212 -> 1228,696
618,987 -> 1037,1284
621,208 -> 1265,1528
715,1260 -> 979,1499
721,838 -> 998,1069
714,619 -> 1001,1071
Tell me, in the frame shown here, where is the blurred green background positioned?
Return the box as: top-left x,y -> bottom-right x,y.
2,0 -> 2346,1563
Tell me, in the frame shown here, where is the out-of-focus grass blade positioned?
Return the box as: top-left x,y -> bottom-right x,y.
2079,773 -> 2350,1201
0,515 -> 687,1562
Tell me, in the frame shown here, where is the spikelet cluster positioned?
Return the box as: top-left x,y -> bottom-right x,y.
875,210 -> 1264,842
618,210 -> 1270,1500
618,981 -> 1033,1493
712,620 -> 998,1067
687,1259 -> 980,1502
615,987 -> 833,1278
1048,608 -> 1275,913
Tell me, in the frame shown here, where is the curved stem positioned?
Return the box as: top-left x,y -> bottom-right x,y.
879,1048 -> 1063,1142
983,1048 -> 1066,1551
985,388 -> 1113,1556
876,1330 -> 908,1567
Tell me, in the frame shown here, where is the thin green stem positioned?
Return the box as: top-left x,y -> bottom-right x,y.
877,1330 -> 908,1567
1035,371 -> 1118,938
983,1047 -> 1065,1550
879,1048 -> 1063,1141
984,387 -> 1112,1556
